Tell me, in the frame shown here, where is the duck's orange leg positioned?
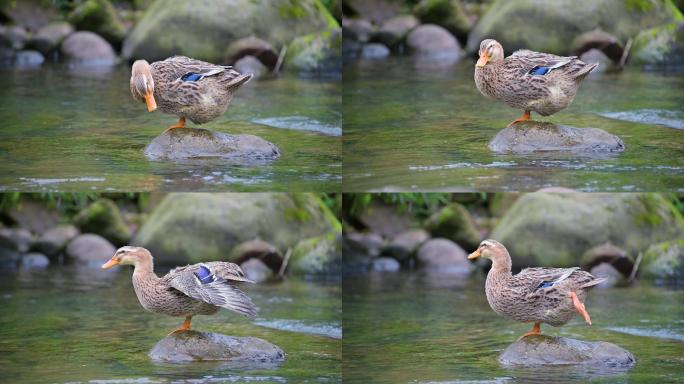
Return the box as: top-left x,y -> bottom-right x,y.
168,315 -> 192,335
509,110 -> 531,125
164,116 -> 186,133
517,322 -> 541,340
570,291 -> 592,325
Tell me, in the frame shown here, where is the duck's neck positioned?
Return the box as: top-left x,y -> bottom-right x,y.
488,251 -> 513,278
132,255 -> 157,280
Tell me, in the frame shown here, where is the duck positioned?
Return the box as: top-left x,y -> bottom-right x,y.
101,246 -> 257,335
474,39 -> 598,126
468,239 -> 605,340
129,56 -> 253,132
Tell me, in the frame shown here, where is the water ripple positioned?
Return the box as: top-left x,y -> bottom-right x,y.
605,326 -> 684,342
599,109 -> 684,129
255,319 -> 342,339
252,116 -> 341,136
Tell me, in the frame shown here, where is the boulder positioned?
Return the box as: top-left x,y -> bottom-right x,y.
0,25 -> 28,49
27,21 -> 74,54
65,234 -> 116,267
581,242 -> 634,280
144,128 -> 280,162
413,0 -> 472,41
571,29 -> 626,64
68,0 -> 128,49
489,121 -> 625,154
490,193 -> 684,267
122,0 -> 338,62
21,252 -> 50,269
224,37 -> 278,70
6,198 -> 60,235
343,18 -> 373,43
33,225 -> 80,257
60,31 -> 116,66
234,55 -> 268,79
240,258 -> 273,283
345,0 -> 400,25
0,247 -> 21,269
344,232 -> 384,258
383,229 -> 429,261
286,28 -> 342,76
405,24 -> 461,64
466,0 -> 682,55
133,194 -> 339,265
589,262 -> 625,288
357,201 -> 418,238
149,331 -> 285,364
424,203 -> 480,250
1,0 -> 57,31
0,228 -> 32,253
416,238 -> 471,275
632,21 -> 684,67
290,232 -> 341,276
360,43 -> 390,59
642,238 -> 684,285
374,15 -> 419,47
13,50 -> 44,67
230,239 -> 283,272
500,335 -> 635,368
74,199 -> 131,246
371,257 -> 401,272
578,49 -> 613,74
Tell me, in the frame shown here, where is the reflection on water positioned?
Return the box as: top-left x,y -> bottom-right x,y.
0,266 -> 341,383
342,271 -> 684,384
0,65 -> 341,192
343,57 -> 684,192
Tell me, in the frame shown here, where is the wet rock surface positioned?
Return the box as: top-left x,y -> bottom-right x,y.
489,121 -> 625,154
149,331 -> 285,364
500,335 -> 636,368
144,128 -> 280,162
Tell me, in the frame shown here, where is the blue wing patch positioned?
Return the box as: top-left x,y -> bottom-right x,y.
194,265 -> 214,284
536,280 -> 554,289
181,73 -> 203,82
529,66 -> 551,76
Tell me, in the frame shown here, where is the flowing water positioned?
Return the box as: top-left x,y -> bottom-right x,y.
0,65 -> 341,192
343,57 -> 684,192
343,271 -> 684,384
0,266 -> 341,383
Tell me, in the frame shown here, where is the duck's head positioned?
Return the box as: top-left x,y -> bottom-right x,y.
468,239 -> 508,261
130,60 -> 157,112
476,39 -> 504,68
102,246 -> 152,269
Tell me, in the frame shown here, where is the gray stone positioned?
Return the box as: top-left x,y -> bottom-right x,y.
65,234 -> 116,267
0,25 -> 28,49
500,335 -> 635,368
581,242 -> 634,281
384,229 -> 429,261
374,15 -> 419,47
343,18 -> 373,43
0,247 -> 21,269
589,262 -> 624,288
642,239 -> 684,285
286,28 -> 342,76
0,228 -> 33,253
413,0 -> 472,41
345,232 -> 384,257
361,43 -> 390,59
405,24 -> 461,64
234,55 -> 267,79
34,225 -> 80,257
21,252 -> 50,269
74,199 -> 130,246
1,0 -> 57,31
230,239 -> 283,271
149,331 -> 285,364
345,0 -> 400,25
579,49 -> 612,73
240,258 -> 272,283
424,202 -> 481,250
632,21 -> 684,67
68,0 -> 128,48
60,31 -> 116,66
6,198 -> 60,235
225,37 -> 278,70
27,21 -> 73,54
489,121 -> 625,154
372,257 -> 400,272
572,29 -> 625,64
144,128 -> 280,162
13,50 -> 44,67
416,238 -> 470,275
290,233 -> 341,276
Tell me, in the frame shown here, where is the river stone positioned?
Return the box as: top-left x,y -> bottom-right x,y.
21,252 -> 50,269
632,21 -> 684,67
234,55 -> 267,79
344,232 -> 384,258
33,224 -> 79,257
424,202 -> 480,250
0,25 -> 28,50
0,228 -> 33,253
144,128 -> 280,161
60,31 -> 116,66
65,234 -> 116,267
240,258 -> 272,283
384,229 -> 430,261
230,239 -> 283,272
7,198 -> 60,235
74,199 -> 131,246
489,121 -> 625,154
642,238 -> 684,285
413,0 -> 472,41
149,331 -> 285,363
405,24 -> 461,64
372,257 -> 401,272
589,262 -> 624,288
374,15 -> 419,47
343,18 -> 373,43
286,28 -> 342,76
225,37 -> 278,70
416,238 -> 470,275
290,232 -> 341,276
361,43 -> 390,59
500,335 -> 635,368
27,21 -> 74,54
68,0 -> 127,49
13,50 -> 44,67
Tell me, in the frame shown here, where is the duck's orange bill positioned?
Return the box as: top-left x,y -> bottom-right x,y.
476,53 -> 490,67
101,258 -> 119,269
468,249 -> 481,260
144,92 -> 157,112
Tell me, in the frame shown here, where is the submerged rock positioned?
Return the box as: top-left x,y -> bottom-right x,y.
372,257 -> 400,272
500,335 -> 635,368
145,128 -> 280,161
149,331 -> 285,364
489,121 -> 625,154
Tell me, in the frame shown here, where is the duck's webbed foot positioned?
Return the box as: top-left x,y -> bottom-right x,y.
570,291 -> 592,325
509,110 -> 531,125
164,116 -> 186,133
168,315 -> 192,336
517,322 -> 541,340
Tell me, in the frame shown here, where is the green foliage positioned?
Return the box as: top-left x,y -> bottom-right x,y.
346,193 -> 451,219
668,193 -> 684,217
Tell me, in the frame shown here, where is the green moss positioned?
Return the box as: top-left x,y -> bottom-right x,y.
278,1 -> 308,19
625,0 -> 654,12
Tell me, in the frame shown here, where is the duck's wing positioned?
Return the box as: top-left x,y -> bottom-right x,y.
163,262 -> 257,318
507,50 -> 596,80
516,267 -> 604,299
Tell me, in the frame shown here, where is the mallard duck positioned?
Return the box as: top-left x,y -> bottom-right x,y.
468,239 -> 605,340
474,39 -> 598,126
130,56 -> 253,132
101,246 -> 257,335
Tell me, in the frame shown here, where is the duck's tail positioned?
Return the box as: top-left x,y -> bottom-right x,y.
580,276 -> 607,289
573,62 -> 599,82
226,73 -> 254,92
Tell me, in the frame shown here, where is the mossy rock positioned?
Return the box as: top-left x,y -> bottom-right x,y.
69,0 -> 127,49
74,198 -> 131,246
632,21 -> 684,66
286,28 -> 342,76
424,203 -> 481,250
642,238 -> 684,284
413,0 -> 472,41
289,232 -> 341,276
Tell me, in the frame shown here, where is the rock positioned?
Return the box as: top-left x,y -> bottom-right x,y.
372,257 -> 401,272
60,31 -> 116,66
343,18 -> 373,43
240,258 -> 272,283
500,335 -> 635,368
345,0 -> 401,25
0,247 -> 21,269
21,252 -> 49,269
632,21 -> 684,67
13,50 -> 44,67
489,121 -> 625,154
233,55 -> 267,79
589,262 -> 624,288
360,43 -> 390,59
0,228 -> 33,253
405,24 -> 461,64
122,0 -> 338,62
6,198 -> 60,235
290,233 -> 341,276
144,128 -> 280,162
413,0 -> 472,42
384,229 -> 429,261
74,199 -> 131,246
33,225 -> 80,257
357,201 -> 418,238
424,203 -> 480,250
0,46 -> 15,64
0,25 -> 28,49
133,194 -> 339,265
65,234 -> 116,267
579,49 -> 612,74
581,242 -> 634,280
230,239 -> 283,272
149,331 -> 285,364
642,238 -> 684,285
225,37 -> 278,70
374,15 -> 419,47
27,21 -> 74,54
286,28 -> 342,76
466,0 -> 681,55
1,0 -> 57,31
68,0 -> 128,49
344,232 -> 384,258
416,238 -> 471,275
490,193 -> 684,267
571,29 -> 625,64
